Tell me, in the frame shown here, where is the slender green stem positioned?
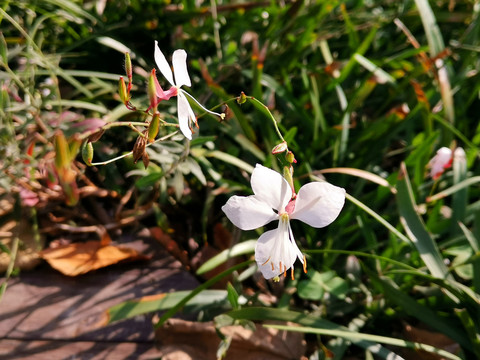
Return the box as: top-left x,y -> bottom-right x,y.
78,120 -> 179,140
90,131 -> 178,166
246,95 -> 285,143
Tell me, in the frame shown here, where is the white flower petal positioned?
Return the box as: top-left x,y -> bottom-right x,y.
172,49 -> 192,88
177,93 -> 192,140
222,195 -> 277,231
254,220 -> 303,279
291,182 -> 345,228
154,41 -> 175,86
181,90 -> 197,125
251,164 -> 292,212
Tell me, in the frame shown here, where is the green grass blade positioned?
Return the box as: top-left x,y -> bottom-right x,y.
154,260 -> 252,329
451,149 -> 468,234
45,0 -> 98,24
47,100 -> 108,113
204,150 -> 254,173
0,237 -> 19,303
414,0 -> 445,56
366,270 -> 470,351
228,307 -> 403,359
196,240 -> 256,275
427,176 -> 480,202
414,0 -> 454,125
396,163 -> 449,279
354,54 -> 396,84
106,290 -> 228,324
265,324 -> 461,360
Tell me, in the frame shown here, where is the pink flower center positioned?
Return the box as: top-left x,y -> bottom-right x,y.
285,199 -> 296,215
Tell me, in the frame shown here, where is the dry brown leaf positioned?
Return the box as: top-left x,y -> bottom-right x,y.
402,322 -> 459,360
155,318 -> 305,360
39,239 -> 149,276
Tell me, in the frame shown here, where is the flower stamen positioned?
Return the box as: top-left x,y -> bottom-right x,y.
262,257 -> 271,266
303,255 -> 307,273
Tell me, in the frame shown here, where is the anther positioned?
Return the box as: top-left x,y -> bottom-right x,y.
303,255 -> 307,273
261,257 -> 271,266
290,268 -> 295,280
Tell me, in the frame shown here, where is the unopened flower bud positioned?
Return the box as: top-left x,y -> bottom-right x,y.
148,70 -> 158,111
119,76 -> 128,104
125,52 -> 132,82
237,91 -> 247,104
54,131 -> 69,171
286,151 -> 296,164
272,141 -> 288,154
282,166 -> 295,197
148,113 -> 160,142
82,141 -> 94,166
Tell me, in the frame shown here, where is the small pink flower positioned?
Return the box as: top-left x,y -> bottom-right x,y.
429,147 -> 453,179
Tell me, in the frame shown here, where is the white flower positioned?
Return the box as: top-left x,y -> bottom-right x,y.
429,147 -> 453,179
154,41 -> 223,140
222,164 -> 346,279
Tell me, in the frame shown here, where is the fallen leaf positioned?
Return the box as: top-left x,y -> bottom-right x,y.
39,239 -> 150,276
155,318 -> 306,360
401,322 -> 459,360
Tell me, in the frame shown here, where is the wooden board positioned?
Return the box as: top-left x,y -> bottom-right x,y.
0,233 -> 198,358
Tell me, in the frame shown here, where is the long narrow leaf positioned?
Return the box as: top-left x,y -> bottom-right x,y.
228,307 -> 403,360
106,290 -> 228,324
427,176 -> 480,202
154,260 -> 252,329
196,240 -> 256,275
396,163 -> 449,279
265,324 -> 461,360
366,270 -> 471,351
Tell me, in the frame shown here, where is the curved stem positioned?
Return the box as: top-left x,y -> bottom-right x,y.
90,131 -> 179,166
78,120 -> 179,141
246,95 -> 285,143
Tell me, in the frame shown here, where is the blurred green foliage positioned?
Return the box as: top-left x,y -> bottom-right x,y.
2,0 -> 480,358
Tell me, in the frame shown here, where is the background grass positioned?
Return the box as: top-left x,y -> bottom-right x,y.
1,0 -> 480,359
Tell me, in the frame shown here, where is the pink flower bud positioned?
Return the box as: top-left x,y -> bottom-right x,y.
429,147 -> 452,179
119,76 -> 128,104
286,151 -> 296,164
271,141 -> 288,154
148,70 -> 159,111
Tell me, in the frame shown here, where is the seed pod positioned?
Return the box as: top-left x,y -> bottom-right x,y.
82,141 -> 94,166
132,132 -> 147,164
142,150 -> 150,169
148,113 -> 160,142
88,129 -> 105,143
